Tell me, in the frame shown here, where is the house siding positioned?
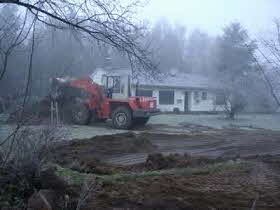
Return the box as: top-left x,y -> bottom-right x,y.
132,87 -> 223,112
190,91 -> 224,112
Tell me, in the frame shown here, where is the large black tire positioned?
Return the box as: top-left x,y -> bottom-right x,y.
112,106 -> 132,129
133,117 -> 150,127
71,103 -> 91,125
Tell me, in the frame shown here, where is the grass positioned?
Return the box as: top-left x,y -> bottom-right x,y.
99,160 -> 252,185
53,160 -> 252,187
55,165 -> 87,185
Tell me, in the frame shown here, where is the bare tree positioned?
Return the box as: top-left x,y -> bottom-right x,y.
0,0 -> 158,79
0,5 -> 33,81
0,125 -> 67,209
76,175 -> 101,210
221,90 -> 247,119
257,19 -> 280,107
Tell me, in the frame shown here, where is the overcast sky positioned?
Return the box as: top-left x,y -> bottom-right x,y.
140,0 -> 279,36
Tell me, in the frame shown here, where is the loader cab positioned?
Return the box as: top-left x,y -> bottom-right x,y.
101,74 -> 131,99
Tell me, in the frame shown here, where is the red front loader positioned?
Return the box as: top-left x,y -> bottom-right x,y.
50,75 -> 160,129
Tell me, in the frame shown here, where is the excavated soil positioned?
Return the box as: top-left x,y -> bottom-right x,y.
43,128 -> 280,210
6,98 -> 51,125
70,155 -> 280,210
0,126 -> 273,209
49,128 -> 280,172
102,128 -> 280,165
49,132 -> 157,174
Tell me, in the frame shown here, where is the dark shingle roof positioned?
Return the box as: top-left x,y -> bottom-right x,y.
138,73 -> 219,90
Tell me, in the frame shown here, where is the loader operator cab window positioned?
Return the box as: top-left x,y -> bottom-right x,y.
102,75 -> 121,98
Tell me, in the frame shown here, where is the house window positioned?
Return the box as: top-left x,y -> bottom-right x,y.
159,90 -> 174,105
194,91 -> 199,104
194,91 -> 199,99
215,93 -> 226,105
202,92 -> 207,100
177,99 -> 183,104
137,89 -> 153,97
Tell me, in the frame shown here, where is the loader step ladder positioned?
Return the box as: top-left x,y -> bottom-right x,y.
51,100 -> 60,125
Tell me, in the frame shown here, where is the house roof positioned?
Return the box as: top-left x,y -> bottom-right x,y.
93,68 -> 220,90
138,73 -> 220,90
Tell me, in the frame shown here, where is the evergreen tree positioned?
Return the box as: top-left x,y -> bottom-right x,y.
217,22 -> 257,119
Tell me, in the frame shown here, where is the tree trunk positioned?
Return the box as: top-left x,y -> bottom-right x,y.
229,110 -> 235,120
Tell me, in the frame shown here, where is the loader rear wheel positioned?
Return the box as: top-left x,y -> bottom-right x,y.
112,106 -> 132,129
71,103 -> 90,125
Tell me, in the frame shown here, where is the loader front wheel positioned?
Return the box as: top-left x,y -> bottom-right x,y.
71,103 -> 91,125
112,106 -> 132,129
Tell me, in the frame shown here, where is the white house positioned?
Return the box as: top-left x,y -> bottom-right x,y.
134,72 -> 225,112
91,68 -> 226,113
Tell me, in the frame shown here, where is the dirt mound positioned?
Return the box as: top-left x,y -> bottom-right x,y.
147,153 -> 219,170
125,153 -> 220,172
6,97 -> 74,125
145,153 -> 185,170
50,133 -> 157,174
6,98 -> 51,125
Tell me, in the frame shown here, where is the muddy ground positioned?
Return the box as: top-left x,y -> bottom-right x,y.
2,118 -> 280,209
82,125 -> 280,166
87,157 -> 280,210
39,128 -> 280,210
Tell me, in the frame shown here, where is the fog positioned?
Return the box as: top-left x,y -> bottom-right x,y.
142,0 -> 280,35
0,0 -> 279,116
2,1 -> 280,208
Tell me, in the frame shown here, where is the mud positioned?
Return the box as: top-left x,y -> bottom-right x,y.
6,98 -> 51,125
42,128 -> 280,210
6,97 -> 76,125
49,128 -> 280,170
3,122 -> 280,209
75,155 -> 280,210
103,129 -> 280,165
49,132 -> 157,174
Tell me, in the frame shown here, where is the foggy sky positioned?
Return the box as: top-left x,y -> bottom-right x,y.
140,0 -> 279,36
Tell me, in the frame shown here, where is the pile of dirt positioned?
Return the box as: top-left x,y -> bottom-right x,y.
143,153 -> 217,171
50,132 -> 157,174
6,98 -> 51,125
122,153 -> 224,173
6,97 -> 74,125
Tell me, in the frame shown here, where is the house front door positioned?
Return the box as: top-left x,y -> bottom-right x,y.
184,92 -> 189,112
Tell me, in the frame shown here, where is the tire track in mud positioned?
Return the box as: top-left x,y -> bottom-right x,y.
105,133 -> 227,165
105,129 -> 280,166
